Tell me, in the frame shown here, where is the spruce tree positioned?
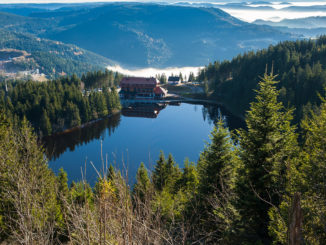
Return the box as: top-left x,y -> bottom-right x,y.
271,96 -> 326,245
194,119 -> 240,242
133,162 -> 151,203
236,74 -> 298,243
152,151 -> 166,191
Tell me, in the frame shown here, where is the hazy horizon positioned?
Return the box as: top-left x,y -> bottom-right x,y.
0,0 -> 325,23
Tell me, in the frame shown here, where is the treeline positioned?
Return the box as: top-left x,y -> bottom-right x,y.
1,74 -> 325,244
81,69 -> 123,89
198,35 -> 326,121
155,72 -> 196,84
0,74 -> 120,136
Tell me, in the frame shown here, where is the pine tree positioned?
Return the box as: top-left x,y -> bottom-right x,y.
57,168 -> 69,201
270,96 -> 326,245
56,168 -> 69,239
177,159 -> 198,193
107,164 -> 116,182
165,153 -> 182,192
133,162 -> 151,203
194,119 -> 240,242
152,151 -> 166,191
236,74 -> 298,243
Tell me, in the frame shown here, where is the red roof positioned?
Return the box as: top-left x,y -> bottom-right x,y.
154,86 -> 167,95
120,77 -> 158,86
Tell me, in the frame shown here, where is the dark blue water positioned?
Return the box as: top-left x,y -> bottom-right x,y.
44,102 -> 244,185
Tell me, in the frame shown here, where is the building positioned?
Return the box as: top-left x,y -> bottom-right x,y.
120,77 -> 167,99
154,86 -> 167,98
168,76 -> 181,85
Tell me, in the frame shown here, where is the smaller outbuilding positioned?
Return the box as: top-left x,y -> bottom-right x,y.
168,76 -> 181,85
154,86 -> 167,98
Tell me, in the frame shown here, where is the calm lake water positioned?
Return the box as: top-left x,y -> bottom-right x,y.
44,102 -> 244,185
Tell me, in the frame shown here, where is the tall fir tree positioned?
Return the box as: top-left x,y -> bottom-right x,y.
270,96 -> 326,245
236,73 -> 298,243
133,162 -> 151,203
152,151 -> 166,191
193,119 -> 240,243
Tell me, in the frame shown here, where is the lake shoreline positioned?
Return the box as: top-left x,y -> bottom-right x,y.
45,109 -> 121,138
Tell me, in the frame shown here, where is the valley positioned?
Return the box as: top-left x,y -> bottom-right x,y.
1,1 -> 326,244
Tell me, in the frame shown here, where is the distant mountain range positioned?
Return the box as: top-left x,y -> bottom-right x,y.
0,3 -> 297,69
253,16 -> 326,38
254,16 -> 326,29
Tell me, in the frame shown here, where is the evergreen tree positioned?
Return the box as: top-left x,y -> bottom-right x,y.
296,97 -> 326,244
270,96 -> 326,245
57,168 -> 69,201
133,162 -> 151,203
177,159 -> 198,193
194,119 -> 240,242
40,109 -> 52,135
152,151 -> 166,191
107,164 -> 116,182
0,117 -> 60,243
165,153 -> 182,192
236,74 -> 298,243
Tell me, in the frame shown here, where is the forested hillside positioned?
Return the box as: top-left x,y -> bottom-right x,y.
0,3 -> 295,68
1,74 -> 325,244
0,29 -> 114,77
198,35 -> 326,122
0,73 -> 120,136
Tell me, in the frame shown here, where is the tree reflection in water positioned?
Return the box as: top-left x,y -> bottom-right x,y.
42,102 -> 244,162
43,113 -> 121,161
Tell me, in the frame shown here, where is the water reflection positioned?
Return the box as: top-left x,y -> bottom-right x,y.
201,103 -> 245,129
43,102 -> 244,163
43,113 -> 121,160
121,102 -> 168,118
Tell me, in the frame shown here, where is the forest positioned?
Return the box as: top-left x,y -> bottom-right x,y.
198,35 -> 326,122
0,29 -> 113,77
0,72 -> 121,136
0,73 -> 325,244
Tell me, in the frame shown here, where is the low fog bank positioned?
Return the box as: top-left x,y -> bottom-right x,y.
107,65 -> 203,78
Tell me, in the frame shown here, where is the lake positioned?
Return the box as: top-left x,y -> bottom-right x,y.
43,102 -> 244,185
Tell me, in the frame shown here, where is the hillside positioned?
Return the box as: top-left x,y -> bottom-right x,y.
0,28 -> 114,78
198,35 -> 326,121
0,3 -> 295,69
44,4 -> 295,68
254,16 -> 326,29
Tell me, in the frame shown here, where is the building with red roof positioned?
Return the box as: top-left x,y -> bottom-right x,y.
120,77 -> 167,99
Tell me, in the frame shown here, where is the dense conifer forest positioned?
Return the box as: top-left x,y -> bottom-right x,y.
198,35 -> 326,122
1,73 -> 325,244
0,72 -> 121,136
